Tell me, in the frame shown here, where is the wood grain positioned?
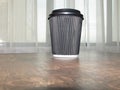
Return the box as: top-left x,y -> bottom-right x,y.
0,51 -> 119,90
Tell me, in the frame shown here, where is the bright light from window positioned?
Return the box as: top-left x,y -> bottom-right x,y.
54,0 -> 65,9
89,0 -> 96,43
0,39 -> 4,43
37,0 -> 46,43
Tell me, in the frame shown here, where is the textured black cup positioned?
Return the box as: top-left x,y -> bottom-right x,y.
48,9 -> 84,55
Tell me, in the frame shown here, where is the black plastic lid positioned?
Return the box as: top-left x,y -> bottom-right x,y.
48,8 -> 84,20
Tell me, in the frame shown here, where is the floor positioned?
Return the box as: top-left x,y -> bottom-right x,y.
0,50 -> 120,90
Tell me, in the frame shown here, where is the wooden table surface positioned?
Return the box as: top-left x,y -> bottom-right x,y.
0,50 -> 119,90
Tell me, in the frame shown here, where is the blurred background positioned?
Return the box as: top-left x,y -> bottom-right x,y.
0,0 -> 120,53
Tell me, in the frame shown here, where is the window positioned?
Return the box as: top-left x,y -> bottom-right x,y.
37,0 -> 46,43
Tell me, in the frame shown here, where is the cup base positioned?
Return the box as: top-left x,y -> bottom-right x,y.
53,55 -> 78,60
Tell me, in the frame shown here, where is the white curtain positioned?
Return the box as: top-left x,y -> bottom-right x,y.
0,0 -> 37,45
95,0 -> 120,52
52,0 -> 120,52
0,0 -> 120,53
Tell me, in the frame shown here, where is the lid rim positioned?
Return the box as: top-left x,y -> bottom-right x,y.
52,8 -> 81,14
48,9 -> 84,20
48,14 -> 84,20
